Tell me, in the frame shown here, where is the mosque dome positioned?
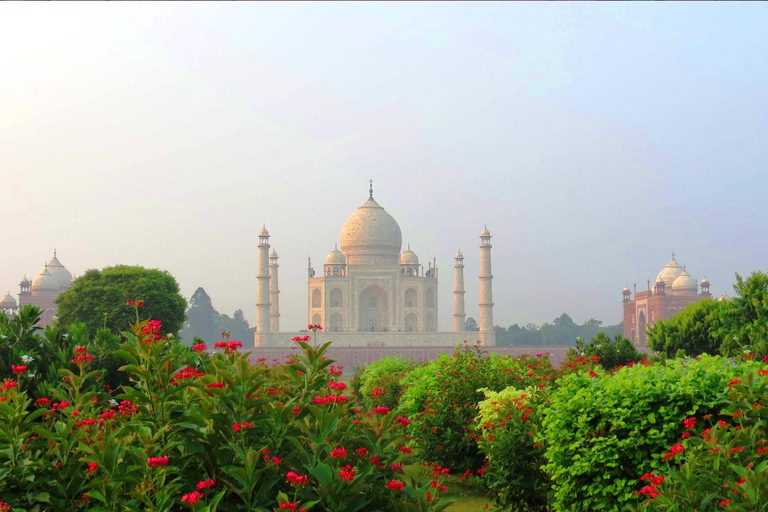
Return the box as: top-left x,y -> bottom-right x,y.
325,247 -> 346,265
455,250 -> 464,260
259,226 -> 270,238
339,192 -> 402,266
46,252 -> 73,290
656,256 -> 684,287
623,286 -> 631,293
400,247 -> 419,265
481,227 -> 491,237
270,249 -> 278,259
20,276 -> 30,286
717,292 -> 732,302
0,292 -> 16,308
701,277 -> 710,286
672,269 -> 698,295
31,267 -> 60,292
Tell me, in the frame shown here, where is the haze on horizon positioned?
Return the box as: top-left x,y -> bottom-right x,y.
2,3 -> 766,334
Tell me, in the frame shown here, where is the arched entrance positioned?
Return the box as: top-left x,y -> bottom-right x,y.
404,312 -> 418,332
359,285 -> 388,332
329,313 -> 343,332
638,311 -> 646,346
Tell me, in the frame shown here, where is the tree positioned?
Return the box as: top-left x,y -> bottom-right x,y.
647,298 -> 727,358
720,271 -> 768,357
218,309 -> 254,344
572,333 -> 641,370
180,287 -> 221,344
55,265 -> 187,336
465,317 -> 479,332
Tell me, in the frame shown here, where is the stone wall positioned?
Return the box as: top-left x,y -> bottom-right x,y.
255,331 -> 493,348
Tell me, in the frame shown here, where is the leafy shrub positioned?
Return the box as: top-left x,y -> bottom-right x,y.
359,355 -> 415,410
571,333 -> 642,370
476,386 -> 550,512
542,355 -> 759,512
398,344 -> 556,473
648,299 -> 727,358
638,366 -> 768,512
0,310 -> 452,512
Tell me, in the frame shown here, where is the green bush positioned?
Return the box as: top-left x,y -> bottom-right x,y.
398,344 -> 557,473
541,355 -> 759,512
359,355 -> 415,410
572,333 -> 642,370
638,367 -> 768,512
476,386 -> 550,511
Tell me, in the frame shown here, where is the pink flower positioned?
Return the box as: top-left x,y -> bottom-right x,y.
197,479 -> 215,490
286,471 -> 308,486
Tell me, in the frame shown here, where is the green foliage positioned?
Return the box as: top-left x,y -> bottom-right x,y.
359,356 -> 415,410
476,386 -> 551,511
542,355 -> 758,512
55,265 -> 187,336
398,344 -> 557,473
647,299 -> 727,358
0,314 -> 452,512
572,333 -> 642,370
638,368 -> 768,512
720,271 -> 768,358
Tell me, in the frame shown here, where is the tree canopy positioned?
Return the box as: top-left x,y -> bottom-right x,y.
55,265 -> 187,336
495,313 -> 623,346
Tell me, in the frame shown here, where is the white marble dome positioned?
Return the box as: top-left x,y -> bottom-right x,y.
656,257 -> 684,287
400,248 -> 419,265
672,269 -> 698,295
31,267 -> 60,292
339,195 -> 402,266
46,253 -> 73,290
0,292 -> 16,308
326,247 -> 346,265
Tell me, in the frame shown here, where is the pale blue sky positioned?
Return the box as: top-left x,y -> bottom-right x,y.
2,3 -> 766,332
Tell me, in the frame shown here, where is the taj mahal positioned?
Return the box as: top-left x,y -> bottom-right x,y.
253,182 -> 496,348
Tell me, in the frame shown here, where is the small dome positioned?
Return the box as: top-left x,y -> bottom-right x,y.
480,227 -> 491,237
656,256 -> 684,287
0,292 -> 16,308
20,276 -> 30,286
701,277 -> 710,286
269,249 -> 278,258
400,248 -> 419,265
46,253 -> 73,289
717,293 -> 732,302
325,248 -> 346,265
31,267 -> 60,292
672,270 -> 698,294
455,250 -> 464,260
623,286 -> 631,293
259,226 -> 270,237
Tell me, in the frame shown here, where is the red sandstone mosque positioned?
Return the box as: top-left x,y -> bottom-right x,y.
622,253 -> 711,346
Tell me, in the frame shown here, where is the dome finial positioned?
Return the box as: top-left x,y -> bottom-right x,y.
672,250 -> 675,260
335,243 -> 338,250
408,242 -> 411,250
369,179 -> 373,198
54,248 -> 57,258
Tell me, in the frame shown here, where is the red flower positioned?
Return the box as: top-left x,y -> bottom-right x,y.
386,480 -> 406,492
286,471 -> 308,486
330,447 -> 346,459
12,365 -> 27,375
86,462 -> 99,474
356,447 -> 368,457
181,491 -> 204,505
206,382 -> 225,389
35,398 -> 51,407
395,416 -> 411,426
147,455 -> 169,468
232,423 -> 242,432
0,501 -> 11,511
339,465 -> 356,481
192,343 -> 207,352
373,406 -> 390,415
2,380 -> 18,390
399,445 -> 412,454
197,479 -> 215,490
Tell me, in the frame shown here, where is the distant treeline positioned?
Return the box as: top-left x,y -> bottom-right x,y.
180,287 -> 254,345
466,313 -> 623,346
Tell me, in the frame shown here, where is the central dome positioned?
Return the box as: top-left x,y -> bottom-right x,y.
340,195 -> 402,266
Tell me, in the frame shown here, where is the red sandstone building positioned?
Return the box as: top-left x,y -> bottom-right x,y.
622,254 -> 711,346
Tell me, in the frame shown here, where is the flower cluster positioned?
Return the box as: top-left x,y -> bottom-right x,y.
292,335 -> 311,342
312,394 -> 348,405
12,365 -> 27,375
638,472 -> 665,499
338,465 -> 356,482
147,455 -> 169,468
126,298 -> 144,308
213,340 -> 243,353
71,346 -> 94,366
141,320 -> 163,343
192,342 -> 207,352
286,471 -> 308,486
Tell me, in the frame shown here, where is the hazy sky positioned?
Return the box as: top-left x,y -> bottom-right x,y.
2,3 -> 766,333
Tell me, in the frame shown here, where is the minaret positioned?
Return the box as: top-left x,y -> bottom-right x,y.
256,225 -> 271,334
453,249 -> 466,332
478,226 -> 495,345
269,248 -> 280,333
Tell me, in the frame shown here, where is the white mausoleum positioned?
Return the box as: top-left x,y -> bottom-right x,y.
254,182 -> 496,348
